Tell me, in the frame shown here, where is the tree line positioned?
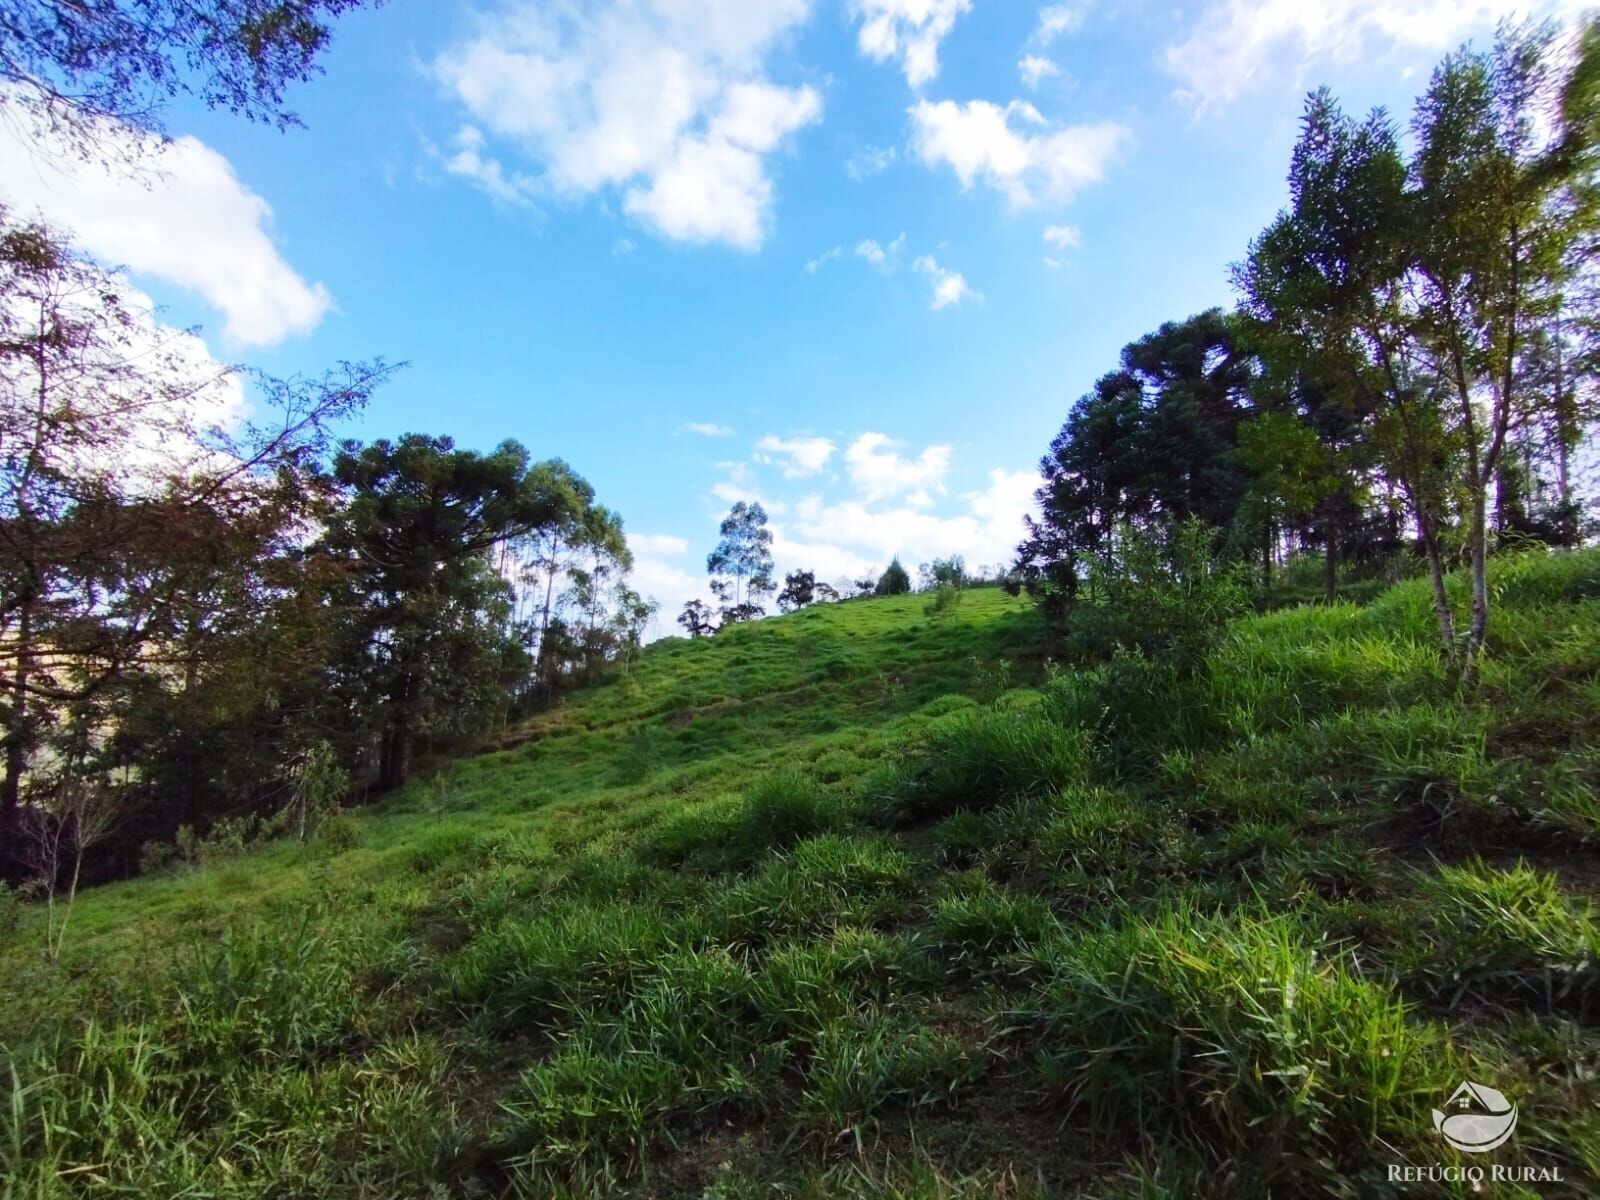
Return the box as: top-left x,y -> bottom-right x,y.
0,213 -> 654,887
675,500 -> 996,637
1017,20 -> 1600,680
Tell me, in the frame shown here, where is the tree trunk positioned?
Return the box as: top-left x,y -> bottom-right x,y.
379,674 -> 414,790
3,597 -> 33,811
1323,524 -> 1337,603
1418,513 -> 1457,663
1463,486 -> 1491,684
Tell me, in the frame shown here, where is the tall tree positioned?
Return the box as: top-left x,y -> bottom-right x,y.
0,210 -> 382,813
1240,21 -> 1600,673
706,501 -> 774,620
1016,310 -> 1257,613
319,436 -> 591,789
1407,20 -> 1600,675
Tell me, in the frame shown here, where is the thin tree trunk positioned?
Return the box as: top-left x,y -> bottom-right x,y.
1464,487 -> 1491,684
1323,507 -> 1338,603
1418,512 -> 1457,661
3,597 -> 33,811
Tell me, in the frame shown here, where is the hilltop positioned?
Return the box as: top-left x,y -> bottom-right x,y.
4,561 -> 1599,1198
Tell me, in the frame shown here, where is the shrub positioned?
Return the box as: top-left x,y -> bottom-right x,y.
1028,907 -> 1459,1185
880,708 -> 1091,824
647,773 -> 856,872
1062,520 -> 1254,669
1400,861 -> 1600,1017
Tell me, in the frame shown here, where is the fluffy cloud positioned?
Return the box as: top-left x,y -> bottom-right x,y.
1163,0 -> 1581,112
0,103 -> 331,348
1019,55 -> 1060,88
855,233 -> 906,270
687,432 -> 1040,618
910,98 -> 1127,207
756,434 -> 837,477
845,432 -> 952,504
626,531 -> 704,636
436,125 -> 538,207
852,0 -> 974,88
912,254 -> 979,310
1034,3 -> 1091,45
433,0 -> 821,250
681,421 -> 736,436
1043,224 -> 1080,249
780,466 -> 1036,578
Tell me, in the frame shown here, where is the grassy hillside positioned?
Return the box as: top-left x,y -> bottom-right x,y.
4,563 -> 1600,1198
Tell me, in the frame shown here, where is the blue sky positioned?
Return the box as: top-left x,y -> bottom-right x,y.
0,0 -> 1581,629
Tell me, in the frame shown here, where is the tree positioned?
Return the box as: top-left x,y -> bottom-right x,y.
1,0 -> 380,151
1406,21 -> 1600,675
777,569 -> 817,613
1239,21 -> 1600,675
678,600 -> 717,638
1015,310 -> 1257,615
707,501 -> 774,619
0,210 -> 385,816
875,559 -> 911,596
319,436 -> 589,789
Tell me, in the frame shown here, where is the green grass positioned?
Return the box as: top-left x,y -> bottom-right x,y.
3,566 -> 1600,1197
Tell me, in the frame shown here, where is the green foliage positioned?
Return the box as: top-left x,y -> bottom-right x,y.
3,553 -> 1600,1197
923,582 -> 964,622
875,558 -> 912,596
1063,520 -> 1254,667
1029,908 -> 1458,1184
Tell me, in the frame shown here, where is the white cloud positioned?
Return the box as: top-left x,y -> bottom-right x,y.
845,143 -> 899,180
437,124 -> 539,207
711,462 -> 789,514
612,236 -> 637,257
855,232 -> 905,270
1034,3 -> 1091,45
682,421 -> 736,437
0,102 -> 331,348
845,432 -> 952,504
912,254 -> 979,310
779,466 -> 1036,579
630,532 -> 691,557
910,98 -> 1127,207
852,0 -> 974,88
432,0 -> 821,250
626,531 -> 703,637
1162,0 -> 1581,113
1019,55 -> 1060,88
806,245 -> 844,273
756,434 -> 837,477
1043,223 -> 1080,249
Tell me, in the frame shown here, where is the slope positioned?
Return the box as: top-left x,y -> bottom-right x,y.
3,562 -> 1599,1198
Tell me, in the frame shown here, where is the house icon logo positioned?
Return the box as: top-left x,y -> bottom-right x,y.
1433,1081 -> 1518,1153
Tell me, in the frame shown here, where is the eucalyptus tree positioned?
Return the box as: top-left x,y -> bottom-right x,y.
707,501 -> 774,622
1240,20 -> 1600,674
1406,20 -> 1600,674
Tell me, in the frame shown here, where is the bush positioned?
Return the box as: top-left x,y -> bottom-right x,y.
1028,907 -> 1459,1184
879,708 -> 1091,824
1063,520 -> 1254,668
923,583 -> 964,622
